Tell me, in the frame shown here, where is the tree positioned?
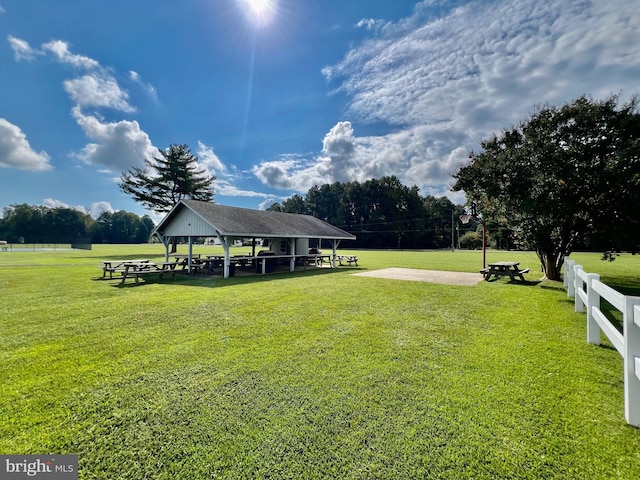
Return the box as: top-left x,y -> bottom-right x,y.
266,176 -> 463,249
452,95 -> 640,280
119,144 -> 215,214
0,204 -> 94,243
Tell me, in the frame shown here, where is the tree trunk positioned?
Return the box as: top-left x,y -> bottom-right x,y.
170,236 -> 178,254
536,249 -> 562,281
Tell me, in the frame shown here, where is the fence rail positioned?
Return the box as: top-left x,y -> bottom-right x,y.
0,243 -> 74,251
564,257 -> 640,427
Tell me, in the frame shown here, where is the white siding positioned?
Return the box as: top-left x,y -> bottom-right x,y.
163,208 -> 218,237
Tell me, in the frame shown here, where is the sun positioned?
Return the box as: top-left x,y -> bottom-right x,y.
239,0 -> 277,26
247,0 -> 270,15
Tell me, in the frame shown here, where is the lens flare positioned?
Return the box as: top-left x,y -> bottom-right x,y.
240,0 -> 276,26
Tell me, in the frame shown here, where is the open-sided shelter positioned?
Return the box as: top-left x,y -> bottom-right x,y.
151,200 -> 356,277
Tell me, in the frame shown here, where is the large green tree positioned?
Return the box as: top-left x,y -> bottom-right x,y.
453,95 -> 640,280
119,144 -> 215,214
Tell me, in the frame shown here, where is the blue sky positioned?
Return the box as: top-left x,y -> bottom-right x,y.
1,0 -> 639,221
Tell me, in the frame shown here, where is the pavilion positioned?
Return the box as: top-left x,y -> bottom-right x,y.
151,200 -> 356,277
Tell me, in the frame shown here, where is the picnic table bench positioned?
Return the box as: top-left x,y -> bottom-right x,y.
119,261 -> 180,285
102,259 -> 149,278
336,255 -> 359,266
481,262 -> 529,282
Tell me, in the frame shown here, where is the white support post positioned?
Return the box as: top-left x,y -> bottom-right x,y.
223,236 -> 230,278
188,236 -> 194,274
574,265 -> 584,312
565,258 -> 576,298
625,302 -> 640,427
563,257 -> 573,288
289,239 -> 295,272
163,236 -> 170,262
331,239 -> 339,268
586,273 -> 601,345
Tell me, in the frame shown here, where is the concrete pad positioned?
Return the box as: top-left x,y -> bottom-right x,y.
352,268 -> 483,286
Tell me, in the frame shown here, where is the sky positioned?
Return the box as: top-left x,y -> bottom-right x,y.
1,0 -> 639,222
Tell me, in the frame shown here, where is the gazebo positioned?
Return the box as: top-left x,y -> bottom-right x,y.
151,200 -> 356,278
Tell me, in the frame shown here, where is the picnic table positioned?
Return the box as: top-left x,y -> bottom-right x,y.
336,255 -> 359,266
481,261 -> 529,282
102,259 -> 149,278
119,261 -> 180,284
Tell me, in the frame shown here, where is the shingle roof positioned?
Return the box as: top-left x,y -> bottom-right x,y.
154,200 -> 356,240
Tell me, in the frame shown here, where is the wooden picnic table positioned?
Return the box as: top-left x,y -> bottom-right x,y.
119,261 -> 180,284
102,259 -> 149,278
481,261 -> 529,282
336,254 -> 359,266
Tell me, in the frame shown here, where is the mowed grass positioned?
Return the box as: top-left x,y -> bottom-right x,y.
1,246 -> 639,479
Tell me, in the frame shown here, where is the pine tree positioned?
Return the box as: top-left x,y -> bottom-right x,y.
119,144 -> 215,213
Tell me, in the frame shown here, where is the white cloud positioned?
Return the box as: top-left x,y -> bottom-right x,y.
64,75 -> 135,112
129,71 -> 158,101
71,107 -> 159,171
253,121 -> 462,194
318,0 -> 640,196
42,198 -> 70,209
355,18 -> 389,31
196,141 -> 228,177
89,201 -> 114,217
7,35 -> 42,61
215,180 -> 270,198
41,198 -> 114,218
253,155 -> 325,192
0,118 -> 52,171
41,40 -> 100,70
318,121 -> 358,182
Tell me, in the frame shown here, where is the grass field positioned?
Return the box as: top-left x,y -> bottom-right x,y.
1,245 -> 639,479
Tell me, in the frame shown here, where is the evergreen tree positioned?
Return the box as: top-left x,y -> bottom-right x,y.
119,144 -> 215,213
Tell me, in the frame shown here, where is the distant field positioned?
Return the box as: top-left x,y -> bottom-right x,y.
1,246 -> 639,479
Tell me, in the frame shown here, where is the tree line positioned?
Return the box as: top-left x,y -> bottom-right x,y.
0,204 -> 155,244
267,176 -> 465,250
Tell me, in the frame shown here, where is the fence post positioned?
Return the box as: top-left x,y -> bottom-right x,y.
586,273 -> 601,345
565,258 -> 576,298
625,300 -> 640,427
574,265 -> 584,312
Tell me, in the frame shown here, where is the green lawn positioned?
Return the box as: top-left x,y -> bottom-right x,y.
1,246 -> 639,479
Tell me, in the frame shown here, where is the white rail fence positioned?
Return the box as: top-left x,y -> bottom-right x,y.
563,257 -> 640,427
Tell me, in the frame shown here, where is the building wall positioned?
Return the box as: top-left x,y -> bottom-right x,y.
163,208 -> 218,237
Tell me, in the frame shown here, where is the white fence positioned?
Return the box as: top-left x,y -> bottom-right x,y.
564,257 -> 640,427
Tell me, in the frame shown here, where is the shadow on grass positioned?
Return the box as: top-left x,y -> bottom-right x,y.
96,265 -> 363,288
485,278 -> 542,286
540,284 -> 566,292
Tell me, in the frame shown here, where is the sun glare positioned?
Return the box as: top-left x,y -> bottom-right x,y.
239,0 -> 276,26
248,0 -> 269,15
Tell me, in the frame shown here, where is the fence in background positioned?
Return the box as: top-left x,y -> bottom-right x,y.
564,257 -> 640,427
0,243 -> 73,251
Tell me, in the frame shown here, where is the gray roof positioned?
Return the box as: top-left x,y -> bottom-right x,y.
153,200 -> 356,240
